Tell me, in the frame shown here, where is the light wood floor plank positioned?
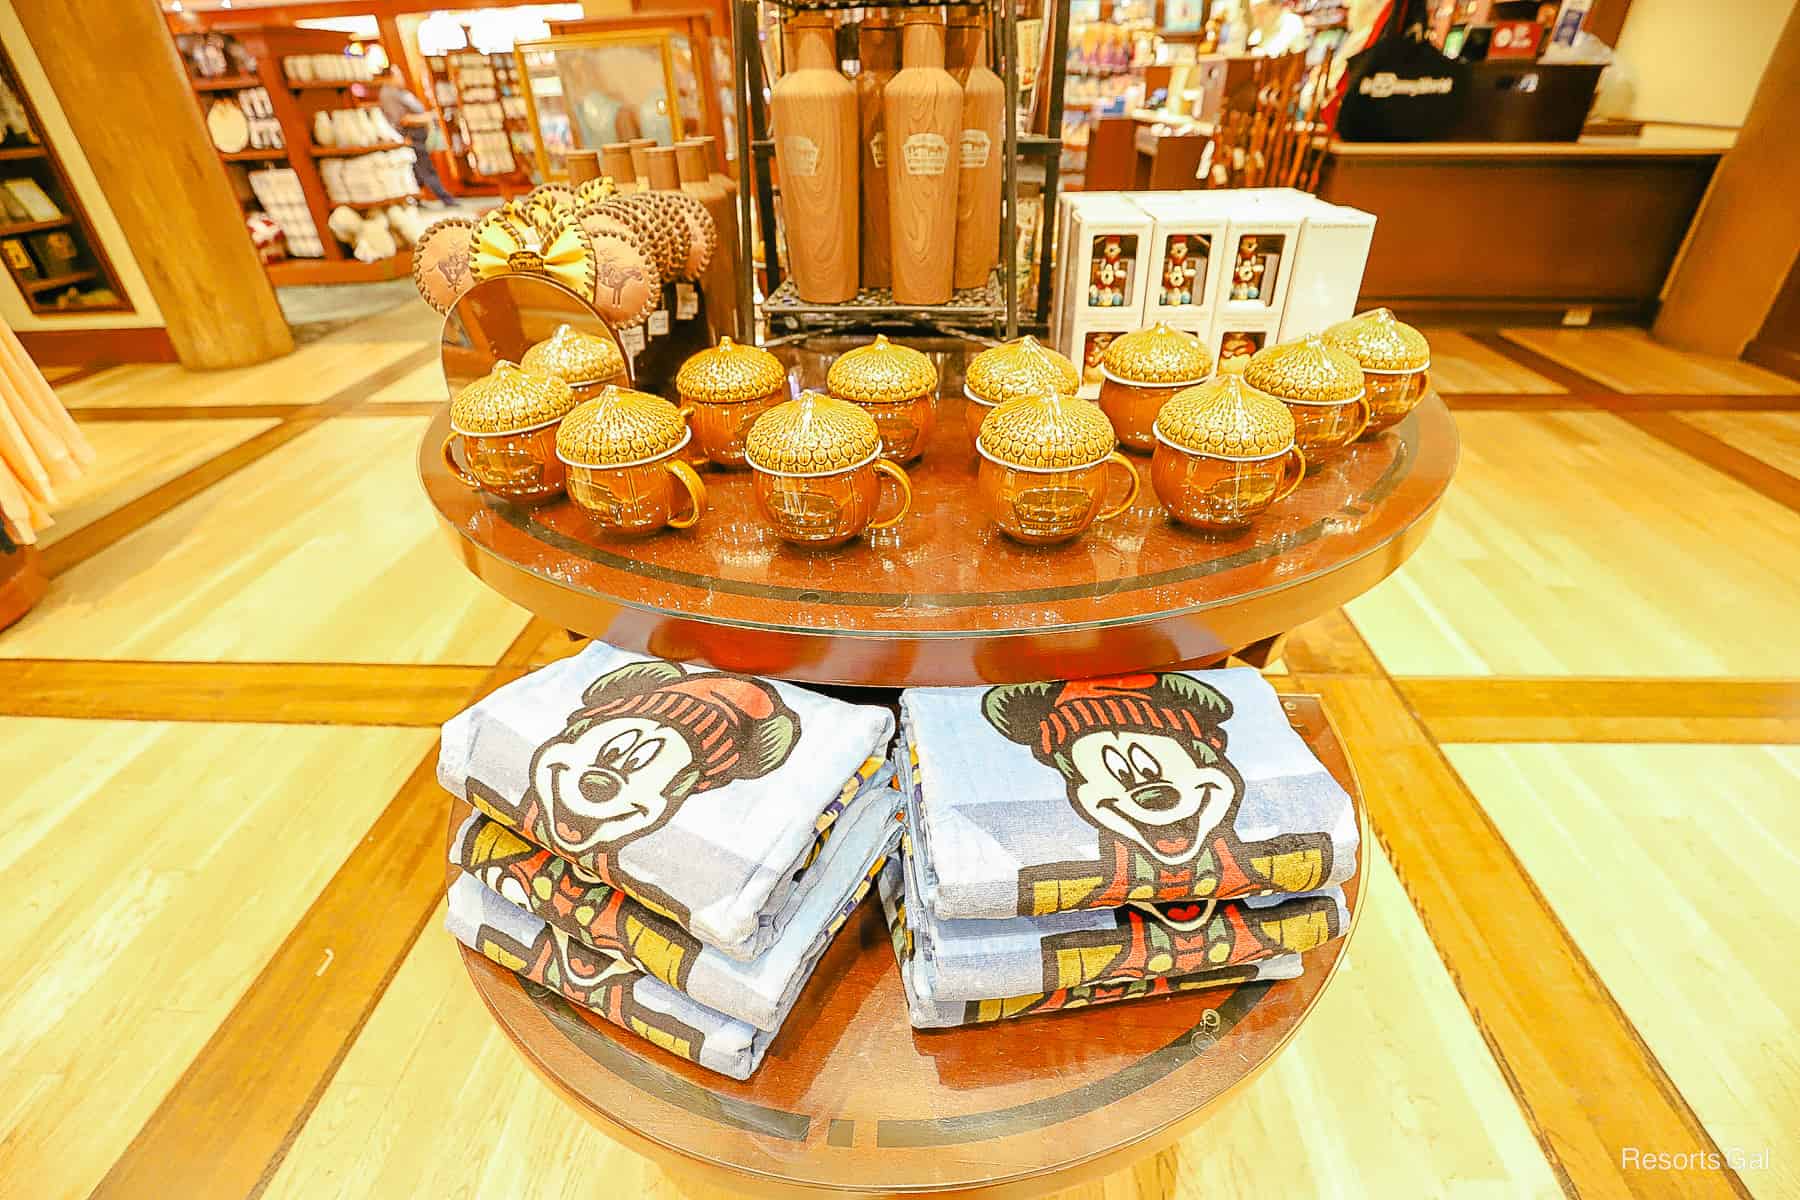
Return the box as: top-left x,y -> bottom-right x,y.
1503,329 -> 1800,396
38,418 -> 277,547
1444,743 -> 1800,1199
1347,412 -> 1800,676
0,719 -> 435,1200
1424,330 -> 1568,395
4,415 -> 532,664
364,358 -> 444,405
1622,413 -> 1800,516
1400,677 -> 1800,744
1298,674 -> 1750,1200
1678,411 -> 1800,481
0,659 -> 493,725
89,620 -> 556,1200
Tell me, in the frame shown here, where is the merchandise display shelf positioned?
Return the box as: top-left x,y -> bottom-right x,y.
191,73 -> 261,91
310,141 -> 406,157
419,391 -> 1456,688
454,693 -> 1367,1198
763,272 -> 1005,324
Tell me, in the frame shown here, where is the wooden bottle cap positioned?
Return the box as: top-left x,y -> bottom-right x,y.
674,140 -> 711,184
565,149 -> 600,187
600,143 -> 637,184
645,146 -> 682,191
899,6 -> 946,26
786,10 -> 835,29
627,138 -> 655,179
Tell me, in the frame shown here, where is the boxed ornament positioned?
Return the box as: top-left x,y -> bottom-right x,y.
1278,202 -> 1377,342
1052,193 -> 1154,352
1130,192 -> 1230,326
1205,310 -> 1282,374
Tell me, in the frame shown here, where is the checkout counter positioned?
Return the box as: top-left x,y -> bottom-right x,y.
1091,54 -> 1730,320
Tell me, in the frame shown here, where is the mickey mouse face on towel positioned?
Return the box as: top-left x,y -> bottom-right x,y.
983,673 -> 1242,869
526,660 -> 802,856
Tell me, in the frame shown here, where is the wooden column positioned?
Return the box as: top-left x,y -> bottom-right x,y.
12,0 -> 293,369
1653,3 -> 1800,358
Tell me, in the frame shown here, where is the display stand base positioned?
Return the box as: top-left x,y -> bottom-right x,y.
0,546 -> 46,633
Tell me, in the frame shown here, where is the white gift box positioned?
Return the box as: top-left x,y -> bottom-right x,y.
1279,201 -> 1377,342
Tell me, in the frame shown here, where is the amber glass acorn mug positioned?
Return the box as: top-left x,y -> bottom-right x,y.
827,334 -> 938,463
675,336 -> 789,467
1151,375 -> 1305,531
976,392 -> 1139,545
961,335 -> 1082,443
1095,322 -> 1213,453
441,361 -> 579,503
1322,307 -> 1432,435
1242,336 -> 1370,457
554,386 -> 707,535
744,391 -> 913,548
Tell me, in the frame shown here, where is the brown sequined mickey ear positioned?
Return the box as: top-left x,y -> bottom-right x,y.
585,226 -> 662,330
411,215 -> 477,315
661,190 -> 716,280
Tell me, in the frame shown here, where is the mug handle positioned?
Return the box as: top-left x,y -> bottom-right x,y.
1095,451 -> 1141,523
440,433 -> 482,489
664,459 -> 708,529
868,460 -> 914,530
1273,446 -> 1307,503
1347,393 -> 1374,442
1413,368 -> 1432,404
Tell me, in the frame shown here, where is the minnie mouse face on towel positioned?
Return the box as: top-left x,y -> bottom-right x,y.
527,661 -> 801,857
985,673 -> 1242,869
985,673 -> 1333,913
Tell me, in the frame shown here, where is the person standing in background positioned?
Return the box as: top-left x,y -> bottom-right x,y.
379,65 -> 456,207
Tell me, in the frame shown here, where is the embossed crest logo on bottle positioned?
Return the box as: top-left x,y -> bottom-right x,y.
780,135 -> 822,178
959,128 -> 991,169
902,132 -> 950,176
869,131 -> 886,169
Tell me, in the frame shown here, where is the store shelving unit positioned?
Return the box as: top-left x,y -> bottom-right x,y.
184,25 -> 422,286
443,50 -> 535,191
0,44 -> 132,315
731,0 -> 1068,339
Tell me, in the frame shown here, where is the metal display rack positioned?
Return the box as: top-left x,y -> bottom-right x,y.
730,0 -> 1068,340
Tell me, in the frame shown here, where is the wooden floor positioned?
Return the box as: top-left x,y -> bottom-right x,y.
5,307 -> 1797,1199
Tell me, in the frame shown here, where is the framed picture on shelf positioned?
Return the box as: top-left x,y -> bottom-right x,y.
1,237 -> 39,280
27,229 -> 80,277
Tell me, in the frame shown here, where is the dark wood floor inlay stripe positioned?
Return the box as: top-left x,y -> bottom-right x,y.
1470,331 -> 1621,394
1446,392 -> 1800,413
0,659 -> 493,726
87,618 -> 558,1200
1303,672 -> 1753,1200
1623,412 -> 1800,517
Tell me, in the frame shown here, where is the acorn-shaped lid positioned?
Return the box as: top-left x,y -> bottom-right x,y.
744,391 -> 882,476
1243,336 -> 1366,405
520,323 -> 626,385
554,385 -> 691,467
978,392 -> 1117,471
964,336 -> 1081,407
827,334 -> 938,404
1099,322 -> 1212,386
1323,307 -> 1431,372
449,361 -> 577,435
1155,375 -> 1296,459
676,336 -> 787,403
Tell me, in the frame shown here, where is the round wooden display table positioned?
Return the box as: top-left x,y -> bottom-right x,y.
421,394 -> 1458,687
0,546 -> 45,633
456,694 -> 1364,1199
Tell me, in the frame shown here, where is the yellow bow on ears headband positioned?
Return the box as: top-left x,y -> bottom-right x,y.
574,176 -> 617,209
468,207 -> 598,304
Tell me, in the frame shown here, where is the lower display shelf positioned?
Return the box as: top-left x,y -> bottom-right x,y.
266,249 -> 413,286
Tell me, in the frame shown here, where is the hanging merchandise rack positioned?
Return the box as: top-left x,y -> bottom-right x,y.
730,0 -> 1068,340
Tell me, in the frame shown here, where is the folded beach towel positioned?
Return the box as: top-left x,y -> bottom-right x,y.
895,826 -> 1346,1002
452,776 -> 903,1031
876,859 -> 1303,1029
439,642 -> 896,958
449,871 -> 771,1079
902,668 -> 1358,920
